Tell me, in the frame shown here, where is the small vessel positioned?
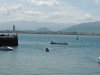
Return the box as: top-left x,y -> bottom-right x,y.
76,35 -> 78,40
45,47 -> 49,52
98,57 -> 100,60
50,37 -> 68,45
0,46 -> 13,51
98,57 -> 100,62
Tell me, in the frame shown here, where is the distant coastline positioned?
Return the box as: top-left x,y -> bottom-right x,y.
0,30 -> 100,36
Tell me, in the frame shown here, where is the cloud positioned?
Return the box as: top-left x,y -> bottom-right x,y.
0,4 -> 23,16
12,4 -> 22,11
23,10 -> 42,15
90,0 -> 100,4
0,0 -> 99,24
74,14 -> 93,21
0,4 -> 11,16
27,0 -> 59,7
39,12 -> 67,23
15,1 -> 96,24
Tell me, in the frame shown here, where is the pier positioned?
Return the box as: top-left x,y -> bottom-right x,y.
0,34 -> 18,46
0,25 -> 18,46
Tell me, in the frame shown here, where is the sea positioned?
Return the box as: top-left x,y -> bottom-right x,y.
0,34 -> 100,75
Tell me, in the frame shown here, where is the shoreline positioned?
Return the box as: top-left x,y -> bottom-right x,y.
0,32 -> 100,36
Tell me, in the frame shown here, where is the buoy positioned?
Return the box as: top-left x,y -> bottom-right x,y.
98,57 -> 100,60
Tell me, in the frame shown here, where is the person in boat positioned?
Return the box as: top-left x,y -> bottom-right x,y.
45,47 -> 49,52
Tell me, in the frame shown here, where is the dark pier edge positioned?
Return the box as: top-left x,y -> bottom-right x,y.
0,34 -> 18,46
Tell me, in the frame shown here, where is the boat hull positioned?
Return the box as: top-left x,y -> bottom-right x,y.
50,42 -> 68,45
0,46 -> 13,51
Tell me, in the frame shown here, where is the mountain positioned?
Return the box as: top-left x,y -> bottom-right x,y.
1,20 -> 100,33
0,21 -> 73,31
61,21 -> 100,32
34,27 -> 51,32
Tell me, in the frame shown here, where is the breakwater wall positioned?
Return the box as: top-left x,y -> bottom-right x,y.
0,34 -> 18,46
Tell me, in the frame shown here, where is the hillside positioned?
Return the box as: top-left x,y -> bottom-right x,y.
61,21 -> 100,32
0,21 -> 72,31
1,21 -> 100,33
34,27 -> 51,32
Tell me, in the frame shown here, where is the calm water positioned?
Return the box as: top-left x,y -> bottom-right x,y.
0,34 -> 100,75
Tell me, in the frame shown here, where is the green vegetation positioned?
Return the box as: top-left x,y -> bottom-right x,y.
0,30 -> 100,36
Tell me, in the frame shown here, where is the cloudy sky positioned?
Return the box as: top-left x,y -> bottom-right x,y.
0,0 -> 100,24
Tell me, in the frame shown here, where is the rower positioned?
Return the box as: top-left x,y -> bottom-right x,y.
45,47 -> 49,52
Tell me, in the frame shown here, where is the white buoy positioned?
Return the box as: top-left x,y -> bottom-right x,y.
98,57 -> 100,60
98,57 -> 100,63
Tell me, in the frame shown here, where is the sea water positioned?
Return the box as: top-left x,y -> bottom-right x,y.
0,34 -> 100,75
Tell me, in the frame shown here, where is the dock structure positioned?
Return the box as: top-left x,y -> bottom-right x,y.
0,34 -> 18,46
0,25 -> 18,46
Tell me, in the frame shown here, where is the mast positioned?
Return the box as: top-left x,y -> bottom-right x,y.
76,35 -> 78,40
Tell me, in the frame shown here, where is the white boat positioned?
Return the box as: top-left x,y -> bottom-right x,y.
98,57 -> 100,60
0,46 -> 13,51
98,57 -> 100,63
50,37 -> 68,45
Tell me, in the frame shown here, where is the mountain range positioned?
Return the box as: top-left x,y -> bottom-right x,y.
0,21 -> 73,31
0,21 -> 100,32
61,21 -> 100,32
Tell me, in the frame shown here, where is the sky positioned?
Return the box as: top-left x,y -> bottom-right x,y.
0,0 -> 100,24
